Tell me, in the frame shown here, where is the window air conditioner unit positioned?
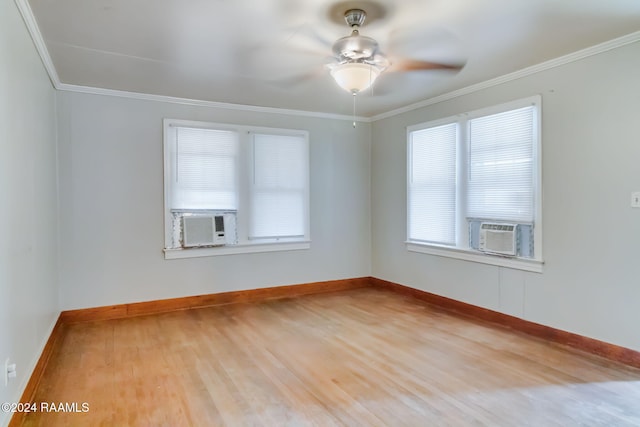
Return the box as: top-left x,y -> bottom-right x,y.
479,223 -> 517,256
182,215 -> 226,248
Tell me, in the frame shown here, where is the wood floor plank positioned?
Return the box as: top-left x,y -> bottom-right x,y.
18,288 -> 640,426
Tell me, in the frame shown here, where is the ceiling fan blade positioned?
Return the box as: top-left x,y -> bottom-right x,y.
385,24 -> 467,73
283,22 -> 334,53
267,69 -> 327,88
370,53 -> 391,68
299,26 -> 333,49
387,26 -> 462,56
390,59 -> 464,72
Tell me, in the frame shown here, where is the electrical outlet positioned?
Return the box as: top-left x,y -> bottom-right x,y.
4,358 -> 16,386
632,192 -> 640,208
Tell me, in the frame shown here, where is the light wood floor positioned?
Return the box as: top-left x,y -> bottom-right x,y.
20,288 -> 640,426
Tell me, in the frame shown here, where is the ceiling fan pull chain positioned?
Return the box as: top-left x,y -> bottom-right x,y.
352,91 -> 357,128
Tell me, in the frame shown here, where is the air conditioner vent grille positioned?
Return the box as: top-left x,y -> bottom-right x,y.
182,215 -> 226,248
479,222 -> 517,256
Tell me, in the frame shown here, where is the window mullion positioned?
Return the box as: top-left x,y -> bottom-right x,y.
236,130 -> 251,244
457,117 -> 469,249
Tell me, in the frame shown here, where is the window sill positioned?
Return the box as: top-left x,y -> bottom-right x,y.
406,242 -> 543,273
164,241 -> 311,260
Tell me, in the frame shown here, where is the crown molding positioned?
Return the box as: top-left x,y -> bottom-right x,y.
55,83 -> 372,122
370,31 -> 640,122
14,0 -> 370,123
15,0 -> 61,88
15,0 -> 639,123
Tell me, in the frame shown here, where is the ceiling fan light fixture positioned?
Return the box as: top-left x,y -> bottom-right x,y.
330,62 -> 381,94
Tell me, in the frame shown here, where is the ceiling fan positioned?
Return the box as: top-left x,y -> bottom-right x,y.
326,8 -> 464,94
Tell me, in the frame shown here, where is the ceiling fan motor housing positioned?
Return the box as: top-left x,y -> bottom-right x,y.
332,33 -> 379,60
333,9 -> 379,61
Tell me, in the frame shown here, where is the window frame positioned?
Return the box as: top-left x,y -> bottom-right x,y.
163,119 -> 310,260
406,96 -> 543,273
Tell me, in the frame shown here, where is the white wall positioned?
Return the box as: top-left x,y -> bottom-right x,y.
4,12 -> 639,425
56,92 -> 371,310
0,1 -> 59,425
371,41 -> 640,351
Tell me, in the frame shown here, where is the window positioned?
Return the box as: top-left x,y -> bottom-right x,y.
407,96 -> 542,272
408,122 -> 458,246
467,107 -> 535,223
250,134 -> 307,240
170,127 -> 238,211
163,119 -> 310,259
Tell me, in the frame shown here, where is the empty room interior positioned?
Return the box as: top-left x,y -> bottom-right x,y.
2,0 -> 640,425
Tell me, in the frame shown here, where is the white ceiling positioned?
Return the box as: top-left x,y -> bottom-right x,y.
26,0 -> 640,117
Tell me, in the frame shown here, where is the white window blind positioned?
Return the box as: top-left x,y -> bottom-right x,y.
467,106 -> 535,222
408,123 -> 458,245
250,133 -> 307,239
171,127 -> 238,210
